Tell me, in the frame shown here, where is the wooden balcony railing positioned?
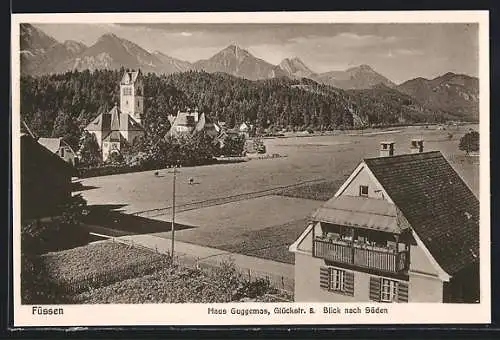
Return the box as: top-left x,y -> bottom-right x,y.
313,238 -> 409,273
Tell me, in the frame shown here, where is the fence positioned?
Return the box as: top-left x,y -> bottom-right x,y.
132,178 -> 326,218
179,253 -> 294,293
88,233 -> 294,301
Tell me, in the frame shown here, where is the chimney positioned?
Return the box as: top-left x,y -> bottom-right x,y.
410,138 -> 424,153
380,141 -> 395,157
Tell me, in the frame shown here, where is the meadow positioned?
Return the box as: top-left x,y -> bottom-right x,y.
78,125 -> 480,264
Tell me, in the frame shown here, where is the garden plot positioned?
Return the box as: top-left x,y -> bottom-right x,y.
33,241 -> 291,304
41,241 -> 169,294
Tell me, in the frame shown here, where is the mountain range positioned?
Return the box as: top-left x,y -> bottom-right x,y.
396,72 -> 479,120
18,24 -> 401,89
20,24 -> 479,120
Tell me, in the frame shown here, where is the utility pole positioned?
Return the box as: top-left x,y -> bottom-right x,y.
171,165 -> 176,259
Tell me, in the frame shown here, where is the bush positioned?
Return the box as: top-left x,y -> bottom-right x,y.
459,130 -> 479,155
78,164 -> 145,178
21,254 -> 68,304
233,278 -> 272,300
221,134 -> 246,157
21,195 -> 89,256
106,151 -> 124,165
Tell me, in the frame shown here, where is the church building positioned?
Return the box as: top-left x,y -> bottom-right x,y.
85,69 -> 145,161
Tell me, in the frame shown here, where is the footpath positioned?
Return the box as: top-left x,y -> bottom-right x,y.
91,232 -> 295,292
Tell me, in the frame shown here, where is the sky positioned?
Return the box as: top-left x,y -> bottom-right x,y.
35,23 -> 479,84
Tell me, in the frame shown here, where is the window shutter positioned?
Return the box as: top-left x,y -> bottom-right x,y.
397,281 -> 409,303
320,267 -> 330,290
369,276 -> 381,302
344,271 -> 354,296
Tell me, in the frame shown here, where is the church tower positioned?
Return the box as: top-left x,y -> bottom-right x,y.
120,69 -> 144,124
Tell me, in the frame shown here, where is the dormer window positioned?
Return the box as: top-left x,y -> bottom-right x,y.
359,185 -> 369,197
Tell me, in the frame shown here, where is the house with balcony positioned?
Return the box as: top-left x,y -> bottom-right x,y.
289,140 -> 479,303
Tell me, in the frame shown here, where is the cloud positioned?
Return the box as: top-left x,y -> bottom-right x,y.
394,48 -> 424,56
289,32 -> 398,50
383,48 -> 425,58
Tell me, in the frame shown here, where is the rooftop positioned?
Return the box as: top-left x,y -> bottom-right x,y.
312,196 -> 402,234
364,151 -> 479,276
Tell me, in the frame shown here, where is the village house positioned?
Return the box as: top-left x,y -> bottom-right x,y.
37,137 -> 78,166
21,133 -> 77,220
85,69 -> 145,161
289,140 -> 479,303
167,108 -> 221,138
238,122 -> 254,138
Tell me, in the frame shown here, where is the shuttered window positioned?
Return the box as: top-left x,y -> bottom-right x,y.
344,271 -> 354,296
330,268 -> 345,291
397,281 -> 409,303
320,266 -> 354,296
369,276 -> 409,303
369,276 -> 382,302
381,278 -> 398,302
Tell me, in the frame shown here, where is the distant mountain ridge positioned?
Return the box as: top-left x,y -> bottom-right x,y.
20,24 -> 398,90
193,44 -> 288,80
279,57 -> 315,78
396,72 -> 479,120
314,64 -> 396,90
20,24 -> 479,121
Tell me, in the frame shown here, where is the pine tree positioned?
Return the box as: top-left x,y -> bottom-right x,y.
78,131 -> 101,166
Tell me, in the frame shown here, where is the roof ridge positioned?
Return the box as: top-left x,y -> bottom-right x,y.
319,206 -> 397,218
363,150 -> 441,162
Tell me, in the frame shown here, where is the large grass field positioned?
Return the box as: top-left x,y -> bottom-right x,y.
78,124 -> 480,262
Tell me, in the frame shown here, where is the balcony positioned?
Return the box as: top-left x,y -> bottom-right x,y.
313,237 -> 409,273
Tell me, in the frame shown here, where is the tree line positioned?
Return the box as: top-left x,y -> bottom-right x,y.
21,68 -> 450,152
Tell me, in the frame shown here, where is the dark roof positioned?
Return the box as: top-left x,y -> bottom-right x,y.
103,130 -> 125,142
121,70 -> 141,85
364,151 -> 479,276
85,106 -> 143,132
21,134 -> 76,176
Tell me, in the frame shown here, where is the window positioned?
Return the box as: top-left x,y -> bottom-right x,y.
370,276 -> 408,302
359,185 -> 369,197
329,268 -> 345,292
60,147 -> 65,158
380,278 -> 398,302
123,87 -> 132,96
320,267 -> 354,296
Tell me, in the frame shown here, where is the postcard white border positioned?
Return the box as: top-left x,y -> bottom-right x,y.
11,10 -> 491,327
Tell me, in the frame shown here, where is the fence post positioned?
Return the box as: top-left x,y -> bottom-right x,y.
247,269 -> 251,282
281,276 -> 284,290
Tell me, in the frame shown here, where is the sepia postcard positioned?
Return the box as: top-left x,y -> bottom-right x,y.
11,11 -> 490,327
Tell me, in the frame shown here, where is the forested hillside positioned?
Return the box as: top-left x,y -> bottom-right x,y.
20,69 -> 455,149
